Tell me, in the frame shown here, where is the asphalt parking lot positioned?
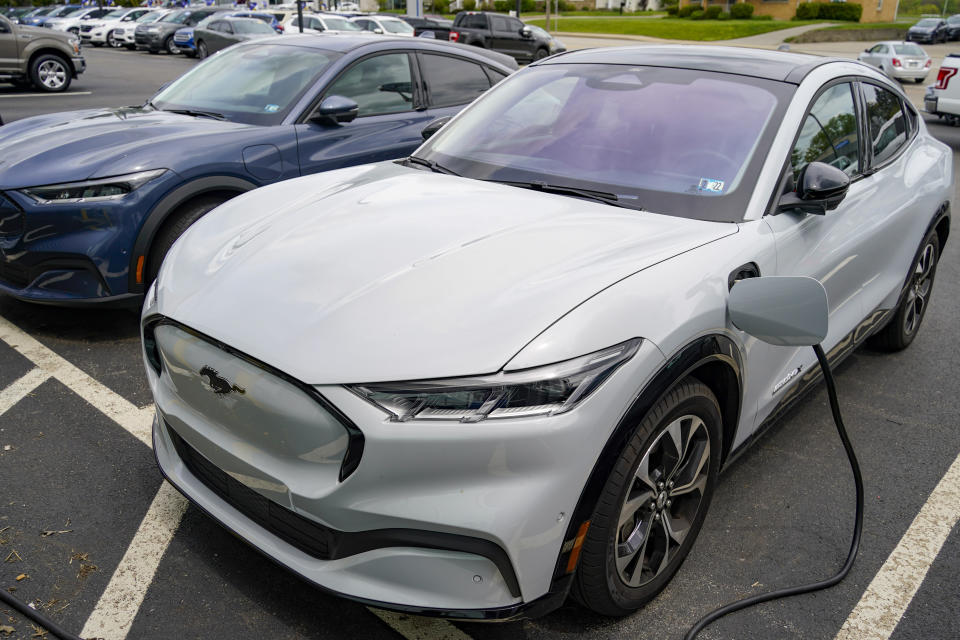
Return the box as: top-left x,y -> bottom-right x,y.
1,42 -> 959,640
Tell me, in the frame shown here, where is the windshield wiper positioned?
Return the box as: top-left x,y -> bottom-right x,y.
493,180 -> 641,210
164,108 -> 226,121
404,156 -> 460,176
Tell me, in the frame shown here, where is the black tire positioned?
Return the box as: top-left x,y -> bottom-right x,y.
107,30 -> 120,48
572,377 -> 722,616
534,47 -> 549,61
869,231 -> 940,352
91,42 -> 103,47
164,35 -> 179,55
197,40 -> 208,59
29,54 -> 72,93
146,196 -> 229,285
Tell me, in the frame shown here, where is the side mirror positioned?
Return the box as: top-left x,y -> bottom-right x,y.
520,26 -> 531,37
312,95 -> 359,125
728,276 -> 829,347
421,115 -> 452,140
373,27 -> 383,34
777,161 -> 850,215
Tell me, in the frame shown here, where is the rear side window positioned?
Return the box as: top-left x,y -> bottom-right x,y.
491,16 -> 509,32
791,83 -> 860,176
421,54 -> 491,108
461,14 -> 487,29
327,53 -> 414,117
862,83 -> 908,165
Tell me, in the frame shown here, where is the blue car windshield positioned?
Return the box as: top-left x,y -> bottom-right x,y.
417,64 -> 792,222
151,43 -> 340,125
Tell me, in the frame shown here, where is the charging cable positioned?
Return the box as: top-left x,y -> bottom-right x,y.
684,343 -> 864,639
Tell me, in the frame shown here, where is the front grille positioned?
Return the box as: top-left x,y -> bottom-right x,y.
135,34 -> 148,44
168,424 -> 335,559
0,192 -> 24,239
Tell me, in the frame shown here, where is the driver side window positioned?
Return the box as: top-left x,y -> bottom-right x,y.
325,53 -> 414,117
791,83 -> 860,177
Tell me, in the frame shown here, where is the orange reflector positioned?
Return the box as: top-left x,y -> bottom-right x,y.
565,520 -> 591,574
135,255 -> 145,284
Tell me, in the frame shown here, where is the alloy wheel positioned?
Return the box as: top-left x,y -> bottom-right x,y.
107,30 -> 119,47
615,414 -> 711,588
37,60 -> 67,91
903,241 -> 936,337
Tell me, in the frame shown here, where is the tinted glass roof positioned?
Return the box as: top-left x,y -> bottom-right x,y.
537,45 -> 833,84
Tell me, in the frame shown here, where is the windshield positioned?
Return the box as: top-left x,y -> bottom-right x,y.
58,7 -> 86,18
417,64 -> 791,222
916,19 -> 939,27
103,10 -> 126,19
893,43 -> 925,55
234,19 -> 275,34
382,19 -> 414,34
152,43 -> 340,125
138,12 -> 163,23
162,10 -> 192,24
323,16 -> 361,30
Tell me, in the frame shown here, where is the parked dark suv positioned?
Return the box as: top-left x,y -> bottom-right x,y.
449,11 -> 558,62
136,7 -> 221,54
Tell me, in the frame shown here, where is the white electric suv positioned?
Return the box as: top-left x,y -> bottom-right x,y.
142,46 -> 951,620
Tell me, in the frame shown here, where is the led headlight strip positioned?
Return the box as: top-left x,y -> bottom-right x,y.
351,338 -> 641,423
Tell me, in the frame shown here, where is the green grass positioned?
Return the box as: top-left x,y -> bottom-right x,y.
822,21 -> 910,30
524,17 -> 824,41
520,10 -> 667,17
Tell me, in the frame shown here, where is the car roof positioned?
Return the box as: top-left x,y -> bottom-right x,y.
253,33 -> 518,69
536,45 -> 840,84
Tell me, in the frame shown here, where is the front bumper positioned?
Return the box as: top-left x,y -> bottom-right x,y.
907,33 -> 937,43
72,56 -> 86,76
0,174 -> 176,304
135,31 -> 166,50
144,313 -> 665,614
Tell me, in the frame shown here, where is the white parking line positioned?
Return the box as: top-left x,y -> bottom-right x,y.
0,316 -> 152,446
835,451 -> 960,640
0,314 -> 474,640
0,367 -> 49,417
80,482 -> 188,640
0,91 -> 92,99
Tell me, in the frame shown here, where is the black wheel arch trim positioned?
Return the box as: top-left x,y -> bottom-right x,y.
548,334 -> 743,594
127,175 -> 257,294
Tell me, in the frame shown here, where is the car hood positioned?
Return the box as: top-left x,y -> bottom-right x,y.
0,107 -> 253,189
157,162 -> 738,384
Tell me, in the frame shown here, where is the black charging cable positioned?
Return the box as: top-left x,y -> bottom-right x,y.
684,343 -> 864,639
0,587 -> 87,640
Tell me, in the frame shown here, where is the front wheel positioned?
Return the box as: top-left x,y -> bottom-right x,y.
869,231 -> 940,352
572,378 -> 722,616
197,40 -> 208,59
165,35 -> 179,55
146,196 -> 229,286
30,54 -> 72,93
534,47 -> 549,61
107,30 -> 120,48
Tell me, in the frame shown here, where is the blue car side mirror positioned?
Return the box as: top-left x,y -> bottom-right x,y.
313,95 -> 359,126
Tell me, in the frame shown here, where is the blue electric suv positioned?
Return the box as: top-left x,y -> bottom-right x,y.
0,35 -> 515,306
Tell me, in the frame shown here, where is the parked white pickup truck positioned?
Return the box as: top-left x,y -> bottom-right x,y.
925,53 -> 960,122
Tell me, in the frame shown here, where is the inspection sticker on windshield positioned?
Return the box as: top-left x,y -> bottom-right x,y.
264,104 -> 280,113
698,178 -> 725,194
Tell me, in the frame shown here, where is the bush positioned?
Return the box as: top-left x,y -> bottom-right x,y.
667,5 -> 679,14
703,5 -> 722,18
795,2 -> 862,21
917,3 -> 940,13
717,10 -> 731,19
432,0 -> 451,12
729,2 -> 754,19
463,0 -> 476,10
677,5 -> 698,17
754,14 -> 773,19
690,9 -> 705,19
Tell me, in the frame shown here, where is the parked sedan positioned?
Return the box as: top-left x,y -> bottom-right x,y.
858,41 -> 931,83
906,17 -> 949,44
193,17 -> 276,58
140,45 -> 950,621
280,13 -> 364,34
947,14 -> 960,40
0,36 -> 516,306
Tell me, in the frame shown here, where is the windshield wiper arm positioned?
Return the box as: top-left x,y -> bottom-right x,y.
494,180 -> 640,209
404,156 -> 460,176
164,108 -> 226,121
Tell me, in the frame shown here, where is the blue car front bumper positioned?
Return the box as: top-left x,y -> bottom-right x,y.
0,172 -> 180,305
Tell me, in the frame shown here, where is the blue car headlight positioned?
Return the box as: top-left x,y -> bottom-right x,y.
19,170 -> 167,204
349,338 -> 641,423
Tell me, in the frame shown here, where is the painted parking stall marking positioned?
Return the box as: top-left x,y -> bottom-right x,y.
835,451 -> 960,640
0,91 -> 93,99
0,313 -> 472,640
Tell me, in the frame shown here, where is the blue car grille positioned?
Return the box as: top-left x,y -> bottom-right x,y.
173,33 -> 190,42
0,192 -> 24,239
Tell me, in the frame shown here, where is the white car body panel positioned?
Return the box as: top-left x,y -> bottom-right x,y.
145,51 -> 953,615
925,54 -> 960,117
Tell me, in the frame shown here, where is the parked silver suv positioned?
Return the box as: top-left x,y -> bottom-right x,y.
0,14 -> 85,93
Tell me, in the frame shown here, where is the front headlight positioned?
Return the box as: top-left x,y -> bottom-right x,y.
147,26 -> 159,33
350,338 -> 641,423
70,38 -> 80,54
20,169 -> 167,204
